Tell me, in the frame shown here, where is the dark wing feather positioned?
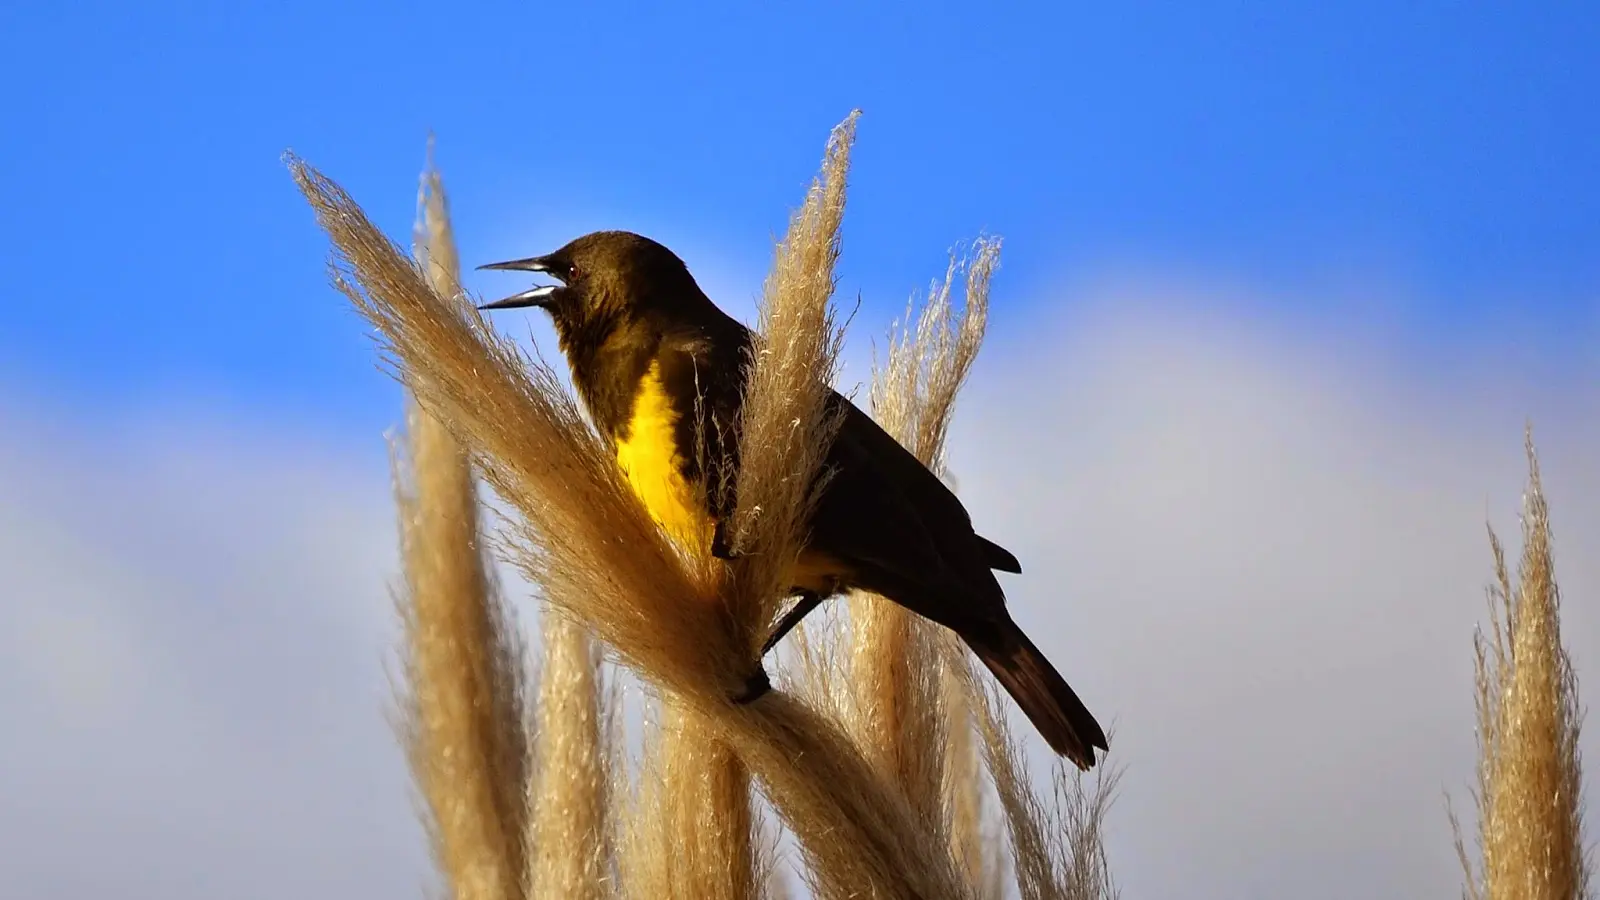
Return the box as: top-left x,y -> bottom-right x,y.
820,397 -> 1016,578
806,396 -> 1017,626
652,317 -> 750,521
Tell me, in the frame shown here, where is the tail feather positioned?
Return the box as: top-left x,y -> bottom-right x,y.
968,621 -> 1107,770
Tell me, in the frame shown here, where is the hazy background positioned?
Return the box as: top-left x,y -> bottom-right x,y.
1,2 -> 1595,898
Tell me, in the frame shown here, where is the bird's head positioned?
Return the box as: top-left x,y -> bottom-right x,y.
476,230 -> 699,337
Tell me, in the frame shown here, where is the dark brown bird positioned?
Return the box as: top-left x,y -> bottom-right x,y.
478,230 -> 1107,768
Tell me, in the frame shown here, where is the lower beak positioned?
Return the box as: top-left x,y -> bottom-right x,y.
478,284 -> 559,310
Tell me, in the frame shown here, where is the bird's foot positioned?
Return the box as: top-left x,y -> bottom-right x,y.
730,667 -> 772,705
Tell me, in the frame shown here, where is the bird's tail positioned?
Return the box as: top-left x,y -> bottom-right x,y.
967,620 -> 1107,770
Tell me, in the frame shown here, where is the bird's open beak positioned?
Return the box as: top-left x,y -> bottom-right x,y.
476,256 -> 563,310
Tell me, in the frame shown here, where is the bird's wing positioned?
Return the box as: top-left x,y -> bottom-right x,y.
652,321 -> 750,520
656,309 -> 1021,590
827,396 -> 1015,571
808,396 -> 1014,613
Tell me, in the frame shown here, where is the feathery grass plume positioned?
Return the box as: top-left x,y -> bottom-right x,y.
616,701 -> 671,897
527,614 -> 611,900
679,109 -> 855,900
721,111 -> 858,653
850,242 -> 1000,823
714,110 -> 971,898
616,108 -> 850,900
869,242 -> 995,473
1451,429 -> 1591,900
409,133 -> 621,900
971,672 -> 1120,900
945,656 -> 1004,900
780,591 -> 851,718
290,120 -> 971,898
618,698 -> 768,900
916,246 -> 1120,900
392,148 -> 531,900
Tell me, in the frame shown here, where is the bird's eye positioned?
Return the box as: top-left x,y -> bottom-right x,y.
566,262 -> 580,280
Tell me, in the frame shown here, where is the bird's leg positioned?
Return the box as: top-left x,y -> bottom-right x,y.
760,591 -> 826,657
710,517 -> 744,560
730,589 -> 830,705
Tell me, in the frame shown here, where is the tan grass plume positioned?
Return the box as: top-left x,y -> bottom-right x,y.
393,144 -> 532,900
848,240 -> 1120,900
721,111 -> 857,653
970,672 -> 1120,900
944,674 -> 1006,900
1452,429 -> 1591,900
409,131 -> 623,900
290,110 -> 971,899
618,698 -> 769,900
847,241 -> 999,839
526,612 -> 611,900
867,241 -> 1010,894
604,113 -> 858,900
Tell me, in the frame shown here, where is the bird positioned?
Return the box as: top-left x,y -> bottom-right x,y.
477,230 -> 1108,769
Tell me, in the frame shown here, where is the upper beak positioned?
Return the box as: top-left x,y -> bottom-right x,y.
476,255 -> 562,310
477,256 -> 552,274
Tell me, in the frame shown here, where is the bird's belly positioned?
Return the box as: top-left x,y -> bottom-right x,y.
615,367 -> 714,553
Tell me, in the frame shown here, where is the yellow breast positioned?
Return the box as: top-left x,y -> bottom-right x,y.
615,362 -> 854,594
615,362 -> 715,554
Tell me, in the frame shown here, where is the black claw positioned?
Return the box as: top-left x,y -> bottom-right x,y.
731,667 -> 771,705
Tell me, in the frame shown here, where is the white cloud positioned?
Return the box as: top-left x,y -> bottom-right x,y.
0,278 -> 1593,899
0,397 -> 428,899
947,292 -> 1599,899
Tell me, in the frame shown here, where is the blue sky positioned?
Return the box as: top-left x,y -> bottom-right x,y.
1,0 -> 1595,439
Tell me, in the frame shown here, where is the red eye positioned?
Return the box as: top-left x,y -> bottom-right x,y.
566,262 -> 580,280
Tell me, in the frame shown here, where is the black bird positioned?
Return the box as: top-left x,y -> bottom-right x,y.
479,230 -> 1107,768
